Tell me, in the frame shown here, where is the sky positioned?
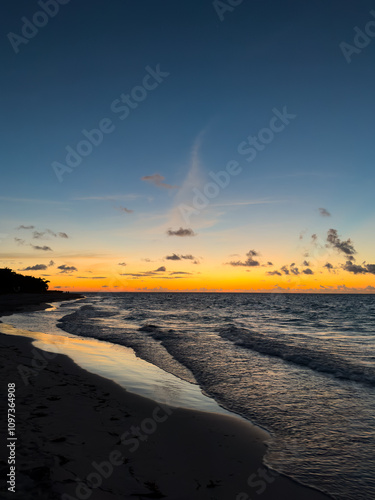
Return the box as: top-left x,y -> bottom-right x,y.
1,0 -> 375,292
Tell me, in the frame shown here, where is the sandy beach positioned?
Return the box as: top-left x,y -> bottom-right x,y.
0,298 -> 332,500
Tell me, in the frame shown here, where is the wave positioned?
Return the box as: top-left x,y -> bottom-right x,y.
218,325 -> 375,387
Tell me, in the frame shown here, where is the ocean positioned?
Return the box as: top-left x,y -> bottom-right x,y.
3,292 -> 375,499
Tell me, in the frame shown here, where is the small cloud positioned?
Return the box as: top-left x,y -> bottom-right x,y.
326,229 -> 356,256
22,264 -> 48,271
165,253 -> 196,261
247,250 -> 259,257
302,268 -> 314,275
48,260 -> 55,267
227,250 -> 260,267
319,208 -> 331,217
16,225 -> 34,230
281,265 -> 290,275
58,265 -> 77,273
141,173 -> 179,189
58,232 -> 68,238
166,254 -> 181,261
170,271 -> 191,275
267,270 -> 282,276
117,206 -> 134,214
290,266 -> 300,275
31,245 -> 52,251
302,260 -> 310,266
155,266 -> 166,272
311,234 -> 318,242
118,262 -> 127,266
14,237 -> 25,245
267,262 -> 273,266
324,262 -> 334,271
167,227 -> 196,237
32,231 -> 45,239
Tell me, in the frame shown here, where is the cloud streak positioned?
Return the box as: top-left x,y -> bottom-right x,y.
31,245 -> 52,251
22,264 -> 48,271
165,253 -> 196,261
141,173 -> 178,189
167,227 -> 196,237
58,265 -> 77,273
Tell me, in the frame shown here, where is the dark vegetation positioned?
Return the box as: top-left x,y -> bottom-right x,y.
0,268 -> 49,294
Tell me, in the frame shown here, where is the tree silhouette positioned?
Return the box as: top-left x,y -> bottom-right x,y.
0,268 -> 49,293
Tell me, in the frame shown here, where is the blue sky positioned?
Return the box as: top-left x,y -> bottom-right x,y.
1,0 -> 375,291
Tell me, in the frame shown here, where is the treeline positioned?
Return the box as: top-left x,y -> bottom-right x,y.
0,268 -> 49,294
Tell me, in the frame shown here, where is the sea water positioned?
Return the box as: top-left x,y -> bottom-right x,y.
3,292 -> 375,499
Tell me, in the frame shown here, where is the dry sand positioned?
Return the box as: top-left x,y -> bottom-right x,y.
0,299 -> 332,499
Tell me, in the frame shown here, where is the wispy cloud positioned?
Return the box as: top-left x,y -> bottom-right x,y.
141,173 -> 179,189
319,207 -> 331,217
120,265 -> 167,278
73,194 -> 142,201
31,229 -> 68,240
326,229 -> 356,256
16,225 -> 35,230
0,197 -> 61,204
211,199 -> 286,208
117,206 -> 134,214
31,245 -> 52,251
76,276 -> 107,279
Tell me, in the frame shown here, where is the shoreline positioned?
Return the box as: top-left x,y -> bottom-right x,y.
0,292 -> 84,319
0,300 -> 332,499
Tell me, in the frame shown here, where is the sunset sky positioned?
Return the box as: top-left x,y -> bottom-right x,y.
1,0 -> 374,292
